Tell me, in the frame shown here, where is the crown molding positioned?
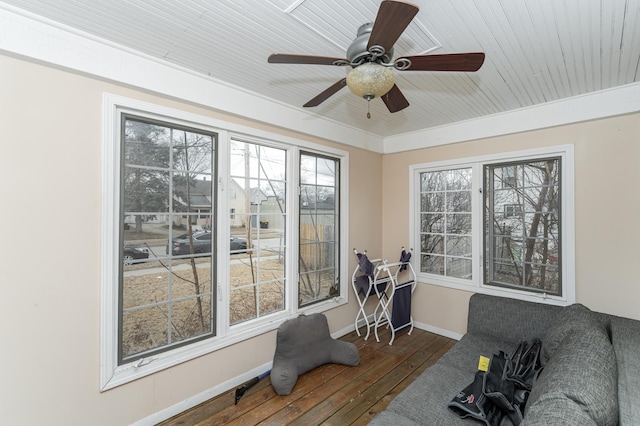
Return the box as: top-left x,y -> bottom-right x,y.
0,4 -> 384,153
383,82 -> 640,153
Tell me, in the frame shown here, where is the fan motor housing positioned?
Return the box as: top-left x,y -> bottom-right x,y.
346,23 -> 394,65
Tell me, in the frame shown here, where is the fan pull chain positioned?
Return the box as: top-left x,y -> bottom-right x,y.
367,100 -> 371,119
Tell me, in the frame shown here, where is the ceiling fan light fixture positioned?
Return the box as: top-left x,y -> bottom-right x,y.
346,62 -> 395,99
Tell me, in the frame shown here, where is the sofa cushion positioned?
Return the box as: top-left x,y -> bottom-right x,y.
437,332 -> 518,374
610,316 -> 640,425
371,363 -> 477,425
540,303 -> 608,365
526,325 -> 618,426
521,391 -> 597,425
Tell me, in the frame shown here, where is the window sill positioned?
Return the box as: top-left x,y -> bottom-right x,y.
101,296 -> 347,391
416,273 -> 573,307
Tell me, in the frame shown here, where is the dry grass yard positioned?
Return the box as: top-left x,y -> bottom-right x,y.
122,250 -> 285,357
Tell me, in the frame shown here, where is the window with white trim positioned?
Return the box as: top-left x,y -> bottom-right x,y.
484,159 -> 561,295
121,115 -> 217,364
101,95 -> 349,390
418,168 -> 473,280
228,139 -> 287,325
299,152 -> 340,307
410,146 -> 574,304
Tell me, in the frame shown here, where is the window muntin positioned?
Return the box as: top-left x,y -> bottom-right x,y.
228,139 -> 287,325
299,152 -> 340,307
484,159 -> 561,295
121,115 -> 216,363
418,168 -> 473,280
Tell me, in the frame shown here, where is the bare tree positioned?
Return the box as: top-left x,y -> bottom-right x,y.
173,130 -> 214,332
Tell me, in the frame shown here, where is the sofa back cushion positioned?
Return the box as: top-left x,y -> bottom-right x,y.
467,293 -> 562,343
525,307 -> 618,426
540,303 -> 609,366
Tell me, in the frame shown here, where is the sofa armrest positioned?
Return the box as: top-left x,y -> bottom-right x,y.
466,293 -> 562,342
611,316 -> 640,425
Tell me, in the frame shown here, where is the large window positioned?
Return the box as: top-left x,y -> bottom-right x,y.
299,152 -> 340,307
101,95 -> 348,390
121,115 -> 217,364
229,139 -> 287,325
411,146 -> 574,304
418,168 -> 473,280
484,159 -> 561,295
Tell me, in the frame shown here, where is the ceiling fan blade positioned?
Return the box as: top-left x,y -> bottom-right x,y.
367,1 -> 419,54
303,78 -> 347,107
268,53 -> 349,66
381,84 -> 410,113
398,53 -> 486,72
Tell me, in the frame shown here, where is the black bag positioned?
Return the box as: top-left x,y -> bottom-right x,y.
448,338 -> 543,426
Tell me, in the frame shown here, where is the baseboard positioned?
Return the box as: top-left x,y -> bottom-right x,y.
130,361 -> 272,426
334,317 -> 464,341
413,321 -> 464,341
331,318 -> 364,339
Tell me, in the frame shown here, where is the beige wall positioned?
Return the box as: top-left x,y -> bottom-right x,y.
0,55 -> 381,425
381,112 -> 640,336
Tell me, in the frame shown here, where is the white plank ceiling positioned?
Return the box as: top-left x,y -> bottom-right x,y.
2,0 -> 639,138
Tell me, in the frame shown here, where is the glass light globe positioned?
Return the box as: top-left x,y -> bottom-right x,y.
346,63 -> 395,99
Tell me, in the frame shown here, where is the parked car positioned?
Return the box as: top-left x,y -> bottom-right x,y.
230,236 -> 248,252
123,244 -> 149,265
167,230 -> 248,255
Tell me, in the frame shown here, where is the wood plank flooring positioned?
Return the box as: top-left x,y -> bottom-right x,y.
159,328 -> 456,426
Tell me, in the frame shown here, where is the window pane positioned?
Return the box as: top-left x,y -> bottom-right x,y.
446,190 -> 471,212
421,234 -> 444,255
421,192 -> 444,212
418,168 -> 473,280
230,256 -> 285,325
446,258 -> 472,279
484,158 -> 561,295
124,120 -> 171,168
122,307 -> 168,358
446,236 -> 472,257
124,169 -> 170,213
421,213 -> 445,233
120,116 -> 216,363
448,169 -> 472,190
299,153 -> 340,307
170,297 -> 213,344
421,254 -> 444,274
421,171 -> 446,192
229,140 -> 287,325
446,213 -> 472,234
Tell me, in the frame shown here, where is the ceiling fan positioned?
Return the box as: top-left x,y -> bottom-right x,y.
268,0 -> 485,117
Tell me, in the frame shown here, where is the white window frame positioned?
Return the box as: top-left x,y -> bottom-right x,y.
101,94 -> 349,390
409,145 -> 575,306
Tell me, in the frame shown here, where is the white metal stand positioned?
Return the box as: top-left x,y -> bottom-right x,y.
374,258 -> 416,345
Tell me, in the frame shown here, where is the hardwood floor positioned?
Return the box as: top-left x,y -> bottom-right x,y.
159,327 -> 455,426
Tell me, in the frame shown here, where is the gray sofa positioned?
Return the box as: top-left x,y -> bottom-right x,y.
370,293 -> 640,425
